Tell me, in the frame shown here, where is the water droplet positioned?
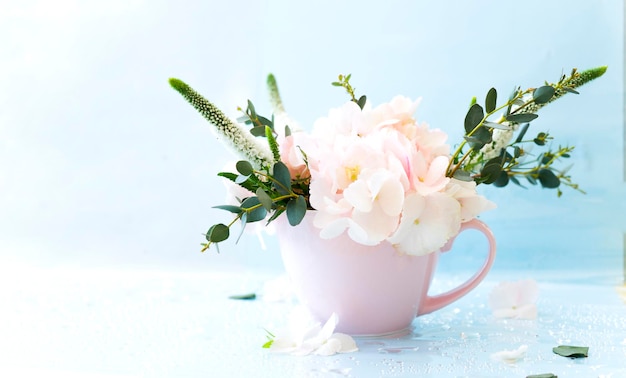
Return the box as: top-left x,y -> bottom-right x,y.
378,346 -> 419,354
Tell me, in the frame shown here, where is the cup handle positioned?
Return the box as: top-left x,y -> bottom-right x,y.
417,218 -> 496,316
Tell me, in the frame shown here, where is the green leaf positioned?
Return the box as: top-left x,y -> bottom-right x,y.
284,125 -> 292,137
534,132 -> 548,146
228,293 -> 256,300
262,339 -> 274,348
552,345 -> 588,358
478,158 -> 502,184
258,115 -> 273,127
250,125 -> 266,137
562,86 -> 579,94
256,188 -> 274,211
465,126 -> 492,150
236,160 -> 254,176
514,123 -> 530,143
235,174 -> 250,184
533,85 -> 555,105
213,205 -> 242,214
538,169 -> 560,188
464,103 -> 484,133
452,169 -> 472,182
241,197 -> 267,222
207,224 -> 229,243
506,113 -> 539,123
357,95 -> 367,110
286,195 -> 307,226
247,99 -> 257,118
331,81 -> 342,87
217,172 -> 257,193
492,171 -> 509,187
236,212 -> 248,243
272,161 -> 292,195
509,175 -> 524,188
485,87 -> 497,113
266,207 -> 285,224
526,374 -> 558,378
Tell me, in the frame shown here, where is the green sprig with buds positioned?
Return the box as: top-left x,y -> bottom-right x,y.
448,66 -> 607,196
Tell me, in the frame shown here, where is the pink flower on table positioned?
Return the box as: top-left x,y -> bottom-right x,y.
488,279 -> 539,319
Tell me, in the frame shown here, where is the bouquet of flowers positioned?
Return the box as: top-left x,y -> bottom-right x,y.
169,66 -> 606,255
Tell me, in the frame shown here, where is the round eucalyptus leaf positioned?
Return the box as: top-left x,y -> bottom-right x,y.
538,169 -> 560,188
241,197 -> 267,222
272,161 -> 292,194
255,188 -> 274,211
464,103 -> 484,133
207,223 -> 229,243
479,160 -> 502,184
485,87 -> 497,113
236,160 -> 254,176
286,195 -> 307,226
493,171 -> 510,187
533,85 -> 555,105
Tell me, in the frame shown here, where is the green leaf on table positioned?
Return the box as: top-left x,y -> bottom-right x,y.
228,293 -> 256,300
552,345 -> 588,358
485,87 -> 497,113
526,374 -> 558,378
533,85 -> 555,105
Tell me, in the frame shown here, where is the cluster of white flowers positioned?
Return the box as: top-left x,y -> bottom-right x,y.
280,96 -> 496,256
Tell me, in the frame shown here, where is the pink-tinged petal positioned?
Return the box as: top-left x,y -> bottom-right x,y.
332,333 -> 359,353
374,176 -> 405,217
318,313 -> 338,341
490,345 -> 528,363
388,193 -> 461,256
317,217 -> 351,240
314,338 -> 342,356
489,280 -> 539,320
343,180 -> 373,212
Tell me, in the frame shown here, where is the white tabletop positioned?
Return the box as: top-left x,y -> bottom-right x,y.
1,265 -> 624,378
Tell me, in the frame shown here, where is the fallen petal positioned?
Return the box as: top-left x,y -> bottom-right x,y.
491,345 -> 528,363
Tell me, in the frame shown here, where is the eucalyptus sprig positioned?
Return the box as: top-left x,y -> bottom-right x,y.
332,73 -> 367,110
202,159 -> 309,252
447,66 -> 606,195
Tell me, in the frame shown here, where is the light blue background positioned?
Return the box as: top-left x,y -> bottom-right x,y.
0,1 -> 623,278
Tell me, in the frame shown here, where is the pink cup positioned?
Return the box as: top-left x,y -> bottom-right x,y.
276,213 -> 496,336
